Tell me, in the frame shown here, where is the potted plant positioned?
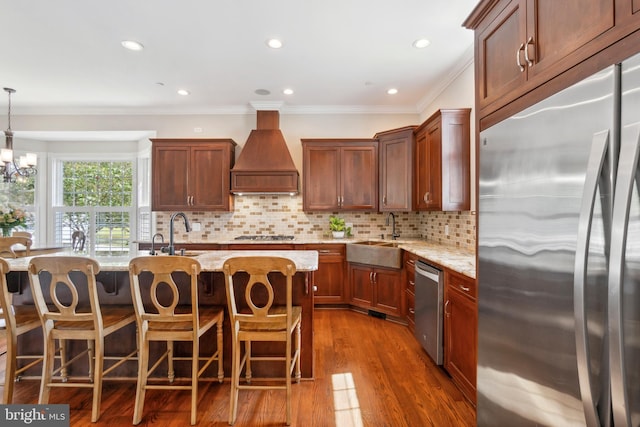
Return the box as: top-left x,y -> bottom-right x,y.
329,215 -> 346,238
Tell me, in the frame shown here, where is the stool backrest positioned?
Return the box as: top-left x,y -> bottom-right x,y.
223,256 -> 296,329
128,256 -> 202,329
0,258 -> 12,329
27,256 -> 102,329
0,236 -> 31,258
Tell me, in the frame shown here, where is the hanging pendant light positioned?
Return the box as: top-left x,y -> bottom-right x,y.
1,87 -> 37,183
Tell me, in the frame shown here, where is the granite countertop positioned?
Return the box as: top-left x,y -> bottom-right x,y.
3,249 -> 319,273
138,236 -> 476,279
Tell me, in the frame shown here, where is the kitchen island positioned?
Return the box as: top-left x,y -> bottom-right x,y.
5,250 -> 318,379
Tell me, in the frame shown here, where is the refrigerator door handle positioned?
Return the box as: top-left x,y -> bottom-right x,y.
574,129 -> 611,427
609,123 -> 640,427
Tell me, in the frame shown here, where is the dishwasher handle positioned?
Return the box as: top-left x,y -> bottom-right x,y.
415,261 -> 441,283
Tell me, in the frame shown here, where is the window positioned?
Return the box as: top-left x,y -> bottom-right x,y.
52,159 -> 136,257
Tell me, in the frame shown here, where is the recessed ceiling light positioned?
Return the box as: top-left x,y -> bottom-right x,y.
412,38 -> 431,49
387,88 -> 398,95
177,89 -> 190,96
255,89 -> 271,96
121,40 -> 144,51
266,38 -> 283,49
283,88 -> 294,95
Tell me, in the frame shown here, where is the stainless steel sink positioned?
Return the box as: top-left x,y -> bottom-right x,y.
346,241 -> 402,269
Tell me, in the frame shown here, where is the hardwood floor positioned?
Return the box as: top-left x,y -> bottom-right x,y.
1,309 -> 476,426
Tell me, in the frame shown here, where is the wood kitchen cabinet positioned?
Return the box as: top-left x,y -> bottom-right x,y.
465,0 -> 640,120
444,270 -> 477,405
349,263 -> 401,317
302,139 -> 378,212
151,139 -> 236,211
403,251 -> 418,333
375,126 -> 416,212
414,109 -> 471,211
305,244 -> 346,304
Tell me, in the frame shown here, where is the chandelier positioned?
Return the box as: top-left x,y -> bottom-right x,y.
1,87 -> 37,183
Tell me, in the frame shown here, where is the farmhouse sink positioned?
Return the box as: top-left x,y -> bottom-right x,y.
346,241 -> 402,269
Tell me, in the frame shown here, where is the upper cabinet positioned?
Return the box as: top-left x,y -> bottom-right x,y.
151,138 -> 236,212
465,0 -> 640,122
414,109 -> 471,212
302,139 -> 378,212
375,126 -> 417,212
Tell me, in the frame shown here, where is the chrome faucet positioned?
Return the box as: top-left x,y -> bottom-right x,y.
162,212 -> 191,255
386,212 -> 400,240
149,232 -> 164,255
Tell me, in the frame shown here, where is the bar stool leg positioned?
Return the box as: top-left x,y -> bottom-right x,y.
133,338 -> 149,425
217,317 -> 224,383
91,338 -> 105,423
245,340 -> 252,383
167,340 -> 175,383
3,330 -> 17,403
39,328 -> 56,405
87,339 -> 95,382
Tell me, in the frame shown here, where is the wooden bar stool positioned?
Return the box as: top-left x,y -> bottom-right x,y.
27,256 -> 137,422
128,256 -> 224,426
223,256 -> 301,426
0,258 -> 42,403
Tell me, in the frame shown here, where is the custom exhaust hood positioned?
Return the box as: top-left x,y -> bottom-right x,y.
230,110 -> 299,194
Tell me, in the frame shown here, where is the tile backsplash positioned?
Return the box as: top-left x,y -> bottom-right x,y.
155,195 -> 476,251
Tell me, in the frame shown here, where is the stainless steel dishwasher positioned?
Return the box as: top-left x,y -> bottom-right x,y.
414,260 -> 444,365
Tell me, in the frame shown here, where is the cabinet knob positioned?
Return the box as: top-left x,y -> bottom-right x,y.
313,285 -> 318,292
409,280 -> 415,287
444,299 -> 450,316
423,192 -> 430,203
459,285 -> 470,292
408,308 -> 415,314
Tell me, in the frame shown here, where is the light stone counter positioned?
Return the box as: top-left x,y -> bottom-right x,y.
3,249 -> 319,273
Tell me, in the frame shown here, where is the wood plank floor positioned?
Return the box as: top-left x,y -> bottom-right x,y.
1,308 -> 476,426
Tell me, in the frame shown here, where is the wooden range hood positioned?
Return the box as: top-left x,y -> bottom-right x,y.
230,110 -> 299,194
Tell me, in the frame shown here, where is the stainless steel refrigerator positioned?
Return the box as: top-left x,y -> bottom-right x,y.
478,52 -> 640,426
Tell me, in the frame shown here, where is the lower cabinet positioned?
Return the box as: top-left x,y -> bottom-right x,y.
349,263 -> 401,317
305,244 -> 346,304
444,270 -> 477,405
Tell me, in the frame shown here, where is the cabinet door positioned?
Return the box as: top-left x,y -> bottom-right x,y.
152,145 -> 190,211
441,110 -> 471,211
379,130 -> 414,211
349,264 -> 373,308
303,145 -> 340,211
476,0 -> 527,111
372,268 -> 401,316
415,119 -> 442,211
341,146 -> 378,210
525,0 -> 615,81
190,145 -> 231,210
444,281 -> 477,404
307,244 -> 346,304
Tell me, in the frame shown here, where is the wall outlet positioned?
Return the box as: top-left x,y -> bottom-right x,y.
445,224 -> 449,236
191,222 -> 201,231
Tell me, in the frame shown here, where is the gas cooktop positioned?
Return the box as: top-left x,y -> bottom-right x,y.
234,235 -> 295,241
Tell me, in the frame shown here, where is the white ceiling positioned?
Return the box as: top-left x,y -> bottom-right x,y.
0,0 -> 477,116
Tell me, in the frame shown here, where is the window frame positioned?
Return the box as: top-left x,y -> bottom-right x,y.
48,153 -> 140,259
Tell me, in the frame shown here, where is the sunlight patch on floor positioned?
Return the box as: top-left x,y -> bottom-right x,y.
332,372 -> 363,427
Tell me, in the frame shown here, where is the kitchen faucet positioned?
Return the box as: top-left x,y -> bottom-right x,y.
149,232 -> 164,255
162,212 -> 191,255
386,212 -> 400,240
